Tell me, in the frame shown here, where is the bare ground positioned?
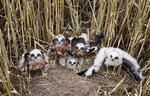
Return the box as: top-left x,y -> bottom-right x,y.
11,57 -> 139,96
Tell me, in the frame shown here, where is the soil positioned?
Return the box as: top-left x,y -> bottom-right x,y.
11,57 -> 139,96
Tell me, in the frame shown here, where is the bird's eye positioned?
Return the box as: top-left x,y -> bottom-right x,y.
76,46 -> 78,49
73,62 -> 76,65
37,54 -> 41,57
69,61 -> 72,64
53,39 -> 58,43
110,55 -> 112,58
55,39 -> 58,41
61,39 -> 65,42
54,39 -> 58,43
81,47 -> 84,50
115,57 -> 118,59
31,54 -> 34,57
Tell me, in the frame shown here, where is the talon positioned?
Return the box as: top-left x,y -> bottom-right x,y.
85,58 -> 90,62
111,72 -> 117,76
104,66 -> 109,77
26,76 -> 32,82
111,67 -> 117,76
76,65 -> 82,72
104,72 -> 110,77
50,60 -> 57,68
42,71 -> 48,78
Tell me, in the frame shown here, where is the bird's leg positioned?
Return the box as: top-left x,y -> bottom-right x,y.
104,66 -> 109,77
26,71 -> 32,82
50,59 -> 57,68
79,58 -> 84,66
41,65 -> 49,78
76,64 -> 82,72
49,54 -> 57,68
112,67 -> 117,76
41,70 -> 48,78
59,57 -> 66,66
85,57 -> 90,62
117,65 -> 122,75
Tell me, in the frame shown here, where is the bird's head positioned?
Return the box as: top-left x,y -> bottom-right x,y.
67,57 -> 78,69
75,43 -> 86,53
108,51 -> 120,61
29,49 -> 43,61
53,34 -> 65,46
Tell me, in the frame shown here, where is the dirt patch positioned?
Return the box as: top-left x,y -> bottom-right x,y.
10,58 -> 139,96
29,66 -> 95,96
29,60 -> 138,96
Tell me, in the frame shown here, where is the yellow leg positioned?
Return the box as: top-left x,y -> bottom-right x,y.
104,66 -> 109,77
26,71 -> 32,83
41,70 -> 48,78
85,57 -> 90,62
76,64 -> 82,72
50,60 -> 57,68
117,65 -> 122,75
84,76 -> 87,80
112,67 -> 117,76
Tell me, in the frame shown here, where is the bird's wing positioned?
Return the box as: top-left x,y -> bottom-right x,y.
122,58 -> 142,82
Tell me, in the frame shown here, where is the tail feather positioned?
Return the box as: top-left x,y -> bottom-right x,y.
87,33 -> 104,53
130,70 -> 143,82
122,58 -> 142,82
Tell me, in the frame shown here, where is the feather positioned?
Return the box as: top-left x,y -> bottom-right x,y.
77,47 -> 106,76
90,33 -> 104,47
77,47 -> 143,82
87,33 -> 104,53
77,69 -> 87,76
122,58 -> 142,82
19,49 -> 49,74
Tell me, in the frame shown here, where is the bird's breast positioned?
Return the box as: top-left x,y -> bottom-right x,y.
53,45 -> 68,57
104,59 -> 121,67
28,59 -> 45,70
54,46 -> 67,53
75,53 -> 86,58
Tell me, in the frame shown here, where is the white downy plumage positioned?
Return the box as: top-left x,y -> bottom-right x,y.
66,56 -> 79,69
19,49 -> 49,74
78,47 -> 143,82
79,33 -> 89,43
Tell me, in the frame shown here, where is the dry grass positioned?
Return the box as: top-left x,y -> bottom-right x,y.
0,0 -> 150,96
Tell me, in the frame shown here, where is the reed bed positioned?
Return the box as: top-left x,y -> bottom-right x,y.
0,0 -> 150,96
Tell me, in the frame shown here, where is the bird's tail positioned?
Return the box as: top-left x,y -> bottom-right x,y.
122,58 -> 143,82
87,33 -> 104,53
